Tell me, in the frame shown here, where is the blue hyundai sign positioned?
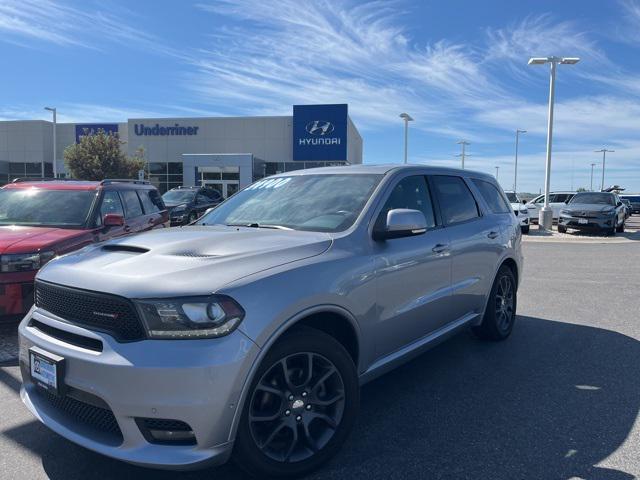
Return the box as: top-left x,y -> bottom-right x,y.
75,124 -> 118,143
293,104 -> 348,161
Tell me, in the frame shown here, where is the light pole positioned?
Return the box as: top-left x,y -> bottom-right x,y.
44,107 -> 57,178
528,56 -> 580,230
495,166 -> 500,181
590,162 -> 596,191
457,140 -> 470,169
513,129 -> 526,192
399,113 -> 413,164
595,148 -> 614,191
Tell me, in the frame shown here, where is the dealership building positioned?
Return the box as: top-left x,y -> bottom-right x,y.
0,104 -> 362,195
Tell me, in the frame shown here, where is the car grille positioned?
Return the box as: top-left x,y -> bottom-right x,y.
34,280 -> 146,342
39,389 -> 123,441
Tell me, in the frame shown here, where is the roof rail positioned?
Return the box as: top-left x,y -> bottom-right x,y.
100,179 -> 150,185
11,177 -> 76,183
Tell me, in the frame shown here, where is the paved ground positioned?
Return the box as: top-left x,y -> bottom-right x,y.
1,219 -> 639,479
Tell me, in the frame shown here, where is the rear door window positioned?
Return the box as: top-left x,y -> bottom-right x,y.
471,179 -> 511,214
120,190 -> 144,218
431,175 -> 479,224
137,190 -> 161,214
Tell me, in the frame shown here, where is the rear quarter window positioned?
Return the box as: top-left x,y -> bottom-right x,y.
430,175 -> 480,224
471,179 -> 512,214
137,189 -> 161,213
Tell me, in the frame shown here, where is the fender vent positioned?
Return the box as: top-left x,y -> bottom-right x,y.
101,245 -> 149,254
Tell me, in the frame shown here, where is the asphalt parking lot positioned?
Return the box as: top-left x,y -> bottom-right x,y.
1,218 -> 639,479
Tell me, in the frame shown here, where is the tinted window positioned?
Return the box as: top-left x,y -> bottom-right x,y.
472,179 -> 511,214
148,189 -> 165,210
379,176 -> 435,228
534,195 -> 545,204
505,192 -> 518,203
137,190 -> 161,213
100,191 -> 125,218
203,189 -> 222,202
120,190 -> 143,218
553,194 -> 572,203
431,176 -> 479,224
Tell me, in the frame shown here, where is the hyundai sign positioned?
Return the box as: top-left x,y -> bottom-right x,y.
75,124 -> 118,143
293,104 -> 347,161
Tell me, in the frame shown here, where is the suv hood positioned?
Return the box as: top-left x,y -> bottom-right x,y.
37,226 -> 332,298
565,203 -> 615,213
0,226 -> 88,255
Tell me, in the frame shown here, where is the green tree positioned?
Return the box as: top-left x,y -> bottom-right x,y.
576,187 -> 588,192
64,129 -> 145,180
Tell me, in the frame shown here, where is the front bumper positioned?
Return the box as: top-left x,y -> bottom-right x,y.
19,308 -> 260,470
558,215 -> 614,231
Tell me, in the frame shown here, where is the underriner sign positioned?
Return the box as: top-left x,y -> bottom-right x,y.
134,123 -> 199,136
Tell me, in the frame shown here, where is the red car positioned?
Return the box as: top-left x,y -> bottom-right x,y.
0,179 -> 168,320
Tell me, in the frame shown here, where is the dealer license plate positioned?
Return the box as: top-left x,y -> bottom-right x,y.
578,218 -> 588,224
29,347 -> 64,395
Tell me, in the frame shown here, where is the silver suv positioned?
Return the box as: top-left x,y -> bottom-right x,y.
19,165 -> 523,478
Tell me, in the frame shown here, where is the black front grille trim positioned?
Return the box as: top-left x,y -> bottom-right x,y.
35,280 -> 146,342
37,389 -> 123,442
29,319 -> 103,352
135,417 -> 196,445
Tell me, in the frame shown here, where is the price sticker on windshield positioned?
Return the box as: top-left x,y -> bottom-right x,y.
246,178 -> 292,190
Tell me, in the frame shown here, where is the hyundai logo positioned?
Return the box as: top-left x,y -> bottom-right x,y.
305,120 -> 334,136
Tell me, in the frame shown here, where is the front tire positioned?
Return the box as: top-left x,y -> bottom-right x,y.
473,266 -> 517,341
557,225 -> 567,233
616,220 -> 625,233
521,225 -> 530,234
234,328 -> 359,478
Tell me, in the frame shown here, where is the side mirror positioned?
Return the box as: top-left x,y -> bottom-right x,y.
374,208 -> 427,241
103,213 -> 125,227
617,201 -> 623,207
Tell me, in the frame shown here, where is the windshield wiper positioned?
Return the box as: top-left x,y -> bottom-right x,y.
226,223 -> 293,230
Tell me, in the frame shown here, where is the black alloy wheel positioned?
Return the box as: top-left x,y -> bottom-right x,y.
234,328 -> 358,478
473,265 -> 517,341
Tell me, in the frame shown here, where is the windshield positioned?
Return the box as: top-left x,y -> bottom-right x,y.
569,193 -> 615,206
162,190 -> 196,204
505,192 -> 518,202
622,196 -> 640,202
199,174 -> 382,232
0,188 -> 97,227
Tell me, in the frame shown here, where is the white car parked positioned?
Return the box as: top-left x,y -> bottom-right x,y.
524,191 -> 575,223
504,191 -> 530,234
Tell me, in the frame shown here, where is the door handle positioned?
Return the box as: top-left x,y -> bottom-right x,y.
432,243 -> 450,254
124,225 -> 131,232
148,217 -> 155,224
487,231 -> 499,239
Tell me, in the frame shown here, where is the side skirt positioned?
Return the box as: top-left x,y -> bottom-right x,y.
359,312 -> 479,385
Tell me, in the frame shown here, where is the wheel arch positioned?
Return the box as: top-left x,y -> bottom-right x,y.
228,305 -> 361,443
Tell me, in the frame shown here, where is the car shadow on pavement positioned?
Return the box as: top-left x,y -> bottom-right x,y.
2,315 -> 639,480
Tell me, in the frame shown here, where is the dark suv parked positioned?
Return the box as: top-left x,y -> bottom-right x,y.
0,178 -> 168,320
162,186 -> 223,226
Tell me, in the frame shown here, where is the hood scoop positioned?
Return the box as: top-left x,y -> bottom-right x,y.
101,244 -> 149,254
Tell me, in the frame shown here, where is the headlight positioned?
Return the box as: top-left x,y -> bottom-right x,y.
0,251 -> 56,273
519,207 -> 527,214
135,295 -> 245,339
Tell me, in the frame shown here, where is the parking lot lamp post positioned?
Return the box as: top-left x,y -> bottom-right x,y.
513,129 -> 526,192
44,107 -> 57,178
495,166 -> 500,181
595,148 -> 614,191
590,163 -> 596,191
457,140 -> 470,169
399,113 -> 413,164
528,56 -> 580,230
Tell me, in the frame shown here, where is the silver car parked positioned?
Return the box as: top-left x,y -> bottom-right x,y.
19,165 -> 523,478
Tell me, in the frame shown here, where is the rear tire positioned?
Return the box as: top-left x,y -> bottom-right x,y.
233,328 -> 359,478
616,220 -> 625,233
521,225 -> 530,234
557,225 -> 567,233
473,266 -> 517,341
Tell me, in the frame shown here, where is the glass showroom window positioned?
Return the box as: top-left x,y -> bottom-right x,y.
8,162 -> 53,180
148,162 -> 183,193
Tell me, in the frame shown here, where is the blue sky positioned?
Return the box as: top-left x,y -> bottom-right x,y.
1,0 -> 640,193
